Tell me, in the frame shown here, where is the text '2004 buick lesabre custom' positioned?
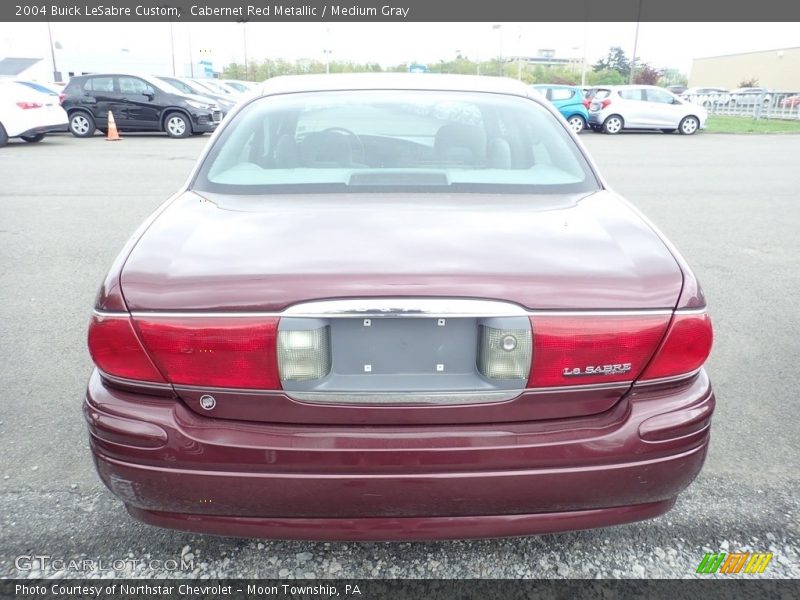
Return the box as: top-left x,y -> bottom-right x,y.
85,73 -> 714,541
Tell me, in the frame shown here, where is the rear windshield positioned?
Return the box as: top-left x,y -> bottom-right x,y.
193,90 -> 600,194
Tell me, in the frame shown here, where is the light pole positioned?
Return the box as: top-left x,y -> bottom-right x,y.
237,19 -> 250,80
323,27 -> 332,74
168,19 -> 176,76
187,24 -> 195,77
46,22 -> 59,81
158,4 -> 176,75
629,0 -> 642,84
581,21 -> 588,87
492,24 -> 503,76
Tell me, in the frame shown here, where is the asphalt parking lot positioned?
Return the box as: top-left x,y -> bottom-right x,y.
0,130 -> 798,579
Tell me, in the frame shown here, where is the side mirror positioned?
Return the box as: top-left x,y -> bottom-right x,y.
143,90 -> 155,100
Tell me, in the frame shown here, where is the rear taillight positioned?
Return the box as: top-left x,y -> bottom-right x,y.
640,312 -> 713,381
582,99 -> 591,108
58,93 -> 66,105
88,314 -> 166,383
528,315 -> 671,387
600,98 -> 612,109
16,102 -> 43,110
133,317 -> 281,389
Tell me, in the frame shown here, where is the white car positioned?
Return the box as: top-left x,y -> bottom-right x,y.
681,87 -> 731,107
588,85 -> 707,135
0,80 -> 68,146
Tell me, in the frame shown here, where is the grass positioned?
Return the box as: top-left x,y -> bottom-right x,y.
705,115 -> 800,134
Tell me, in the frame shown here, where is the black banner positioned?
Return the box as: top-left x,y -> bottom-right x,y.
4,0 -> 800,22
2,579 -> 800,600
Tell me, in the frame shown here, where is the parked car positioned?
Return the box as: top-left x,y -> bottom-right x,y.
221,79 -> 257,93
61,74 -> 222,138
780,94 -> 800,109
681,87 -> 731,107
156,76 -> 236,116
582,86 -> 610,108
588,85 -> 707,135
85,74 -> 714,541
191,78 -> 241,97
729,87 -> 772,106
15,80 -> 63,99
531,84 -> 590,133
0,80 -> 68,146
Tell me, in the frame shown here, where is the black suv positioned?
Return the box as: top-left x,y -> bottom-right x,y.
61,74 -> 222,138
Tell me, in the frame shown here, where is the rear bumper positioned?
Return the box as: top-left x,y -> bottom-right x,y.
85,369 -> 715,540
17,123 -> 68,137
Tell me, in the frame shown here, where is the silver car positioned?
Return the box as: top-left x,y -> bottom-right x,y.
588,85 -> 708,135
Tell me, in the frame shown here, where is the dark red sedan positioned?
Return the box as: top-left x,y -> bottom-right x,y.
85,74 -> 714,541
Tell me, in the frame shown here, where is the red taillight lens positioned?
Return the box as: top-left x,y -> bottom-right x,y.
16,102 -> 43,110
600,98 -> 612,109
641,313 -> 713,380
528,315 -> 671,387
88,315 -> 166,383
134,317 -> 281,389
58,93 -> 66,105
583,99 -> 591,108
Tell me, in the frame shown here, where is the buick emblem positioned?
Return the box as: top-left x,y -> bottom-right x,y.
199,395 -> 216,410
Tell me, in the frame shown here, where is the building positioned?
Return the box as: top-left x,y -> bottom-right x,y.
0,57 -> 43,79
1,49 -> 217,84
690,47 -> 800,90
507,49 -> 573,68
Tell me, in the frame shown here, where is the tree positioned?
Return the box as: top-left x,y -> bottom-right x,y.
659,68 -> 688,87
593,46 -> 631,79
633,64 -> 662,85
738,77 -> 759,87
587,69 -> 626,86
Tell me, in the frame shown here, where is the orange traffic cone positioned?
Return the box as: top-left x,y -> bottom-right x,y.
106,111 -> 121,141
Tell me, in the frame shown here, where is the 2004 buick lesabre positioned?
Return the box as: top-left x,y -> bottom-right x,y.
85,74 -> 714,540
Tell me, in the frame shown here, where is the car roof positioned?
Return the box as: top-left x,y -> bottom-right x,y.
606,84 -> 666,90
257,74 -> 533,98
531,83 -> 579,89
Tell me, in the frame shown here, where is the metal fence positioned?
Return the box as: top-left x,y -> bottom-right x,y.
681,91 -> 800,120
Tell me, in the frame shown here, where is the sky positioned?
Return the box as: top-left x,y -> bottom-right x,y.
1,21 -> 799,76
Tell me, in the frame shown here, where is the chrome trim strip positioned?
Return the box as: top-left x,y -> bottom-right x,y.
281,298 -> 529,318
286,390 -> 521,406
634,369 -> 702,387
523,381 -> 633,393
672,308 -> 709,316
114,308 -> 682,320
98,371 -> 172,391
528,310 -> 673,317
173,381 -> 632,397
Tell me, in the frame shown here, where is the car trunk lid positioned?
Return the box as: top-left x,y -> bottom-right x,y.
119,190 -> 683,424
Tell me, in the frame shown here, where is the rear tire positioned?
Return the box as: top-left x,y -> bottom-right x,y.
678,116 -> 700,135
602,115 -> 624,134
69,112 -> 95,138
567,115 -> 586,134
0,123 -> 8,147
21,133 -> 45,143
164,112 -> 192,138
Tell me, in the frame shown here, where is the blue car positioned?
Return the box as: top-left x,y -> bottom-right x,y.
532,84 -> 589,133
